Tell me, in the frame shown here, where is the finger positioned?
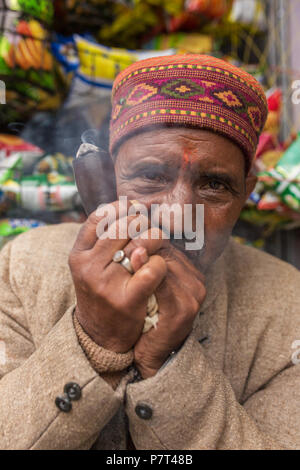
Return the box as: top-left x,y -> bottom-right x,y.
73,198 -> 132,251
90,213 -> 151,268
96,212 -> 150,243
107,227 -> 166,272
131,247 -> 149,272
165,258 -> 205,304
99,227 -> 166,278
83,214 -> 146,273
125,227 -> 167,258
126,255 -> 167,306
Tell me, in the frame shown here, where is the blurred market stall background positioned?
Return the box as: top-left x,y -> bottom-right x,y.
1,0 -> 300,267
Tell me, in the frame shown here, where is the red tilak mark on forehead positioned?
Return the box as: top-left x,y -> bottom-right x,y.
182,151 -> 190,168
181,149 -> 197,169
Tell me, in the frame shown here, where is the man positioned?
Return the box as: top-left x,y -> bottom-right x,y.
0,54 -> 300,450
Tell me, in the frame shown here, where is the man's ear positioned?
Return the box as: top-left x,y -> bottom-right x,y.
245,173 -> 257,202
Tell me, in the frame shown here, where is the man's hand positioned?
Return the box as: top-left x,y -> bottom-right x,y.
132,244 -> 206,378
69,201 -> 167,353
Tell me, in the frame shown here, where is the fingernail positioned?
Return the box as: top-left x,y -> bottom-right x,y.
130,199 -> 139,206
136,247 -> 148,264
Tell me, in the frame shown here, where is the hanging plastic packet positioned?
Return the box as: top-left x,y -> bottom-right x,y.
0,134 -> 44,170
258,133 -> 300,212
0,154 -> 23,185
72,35 -> 175,88
256,132 -> 277,159
257,191 -> 281,211
0,174 -> 80,213
246,181 -> 264,207
260,150 -> 283,171
19,175 -> 80,212
0,218 -> 46,236
0,218 -> 46,249
34,152 -> 74,178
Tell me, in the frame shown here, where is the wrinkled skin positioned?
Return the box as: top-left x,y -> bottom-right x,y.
115,128 -> 256,272
69,128 -> 256,378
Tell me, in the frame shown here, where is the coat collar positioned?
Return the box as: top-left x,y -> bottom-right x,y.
200,246 -> 227,313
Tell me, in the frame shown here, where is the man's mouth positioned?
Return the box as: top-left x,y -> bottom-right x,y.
169,235 -> 205,267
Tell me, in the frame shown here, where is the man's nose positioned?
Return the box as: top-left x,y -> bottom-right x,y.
164,179 -> 195,206
147,180 -> 196,235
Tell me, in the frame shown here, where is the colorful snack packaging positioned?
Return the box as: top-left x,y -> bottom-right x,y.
0,154 -> 23,185
246,181 -> 264,206
258,133 -> 300,212
267,88 -> 281,112
51,35 -> 79,75
18,175 -> 80,211
256,132 -> 277,159
0,134 -> 44,170
264,111 -> 280,136
34,152 -> 74,179
0,218 -> 46,237
73,35 -> 175,88
257,191 -> 281,211
260,149 -> 283,170
0,217 -> 46,249
263,88 -> 282,136
0,134 -> 43,159
0,174 -> 80,212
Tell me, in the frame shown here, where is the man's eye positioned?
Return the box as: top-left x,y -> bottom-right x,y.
141,172 -> 167,182
205,180 -> 226,191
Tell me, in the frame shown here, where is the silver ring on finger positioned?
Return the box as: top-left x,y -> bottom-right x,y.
120,256 -> 134,274
112,250 -> 134,274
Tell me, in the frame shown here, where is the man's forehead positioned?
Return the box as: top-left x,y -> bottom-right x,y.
118,128 -> 239,166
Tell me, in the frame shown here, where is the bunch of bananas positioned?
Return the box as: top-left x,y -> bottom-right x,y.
4,20 -> 53,71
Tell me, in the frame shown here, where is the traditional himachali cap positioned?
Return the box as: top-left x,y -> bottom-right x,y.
109,54 -> 268,169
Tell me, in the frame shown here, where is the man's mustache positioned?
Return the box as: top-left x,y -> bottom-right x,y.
169,234 -> 205,266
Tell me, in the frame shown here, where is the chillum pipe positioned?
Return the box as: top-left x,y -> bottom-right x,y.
73,143 -> 117,216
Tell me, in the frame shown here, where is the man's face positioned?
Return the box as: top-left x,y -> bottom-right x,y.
114,127 -> 256,273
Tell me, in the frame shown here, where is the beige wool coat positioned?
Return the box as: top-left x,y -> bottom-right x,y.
0,222 -> 300,450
